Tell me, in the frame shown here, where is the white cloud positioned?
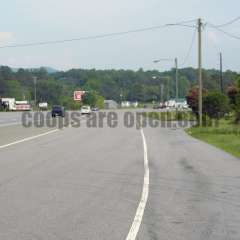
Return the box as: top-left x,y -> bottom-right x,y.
207,30 -> 220,45
0,32 -> 14,44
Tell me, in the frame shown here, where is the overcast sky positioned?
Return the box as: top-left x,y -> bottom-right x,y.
0,0 -> 239,71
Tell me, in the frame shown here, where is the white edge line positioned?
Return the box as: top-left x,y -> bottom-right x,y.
0,122 -> 21,128
126,128 -> 150,240
0,129 -> 59,149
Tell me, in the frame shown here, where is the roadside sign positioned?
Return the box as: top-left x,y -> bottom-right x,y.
74,91 -> 85,101
16,104 -> 31,111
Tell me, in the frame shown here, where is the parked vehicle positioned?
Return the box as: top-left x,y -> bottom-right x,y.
39,102 -> 48,111
51,105 -> 65,117
91,106 -> 99,111
81,105 -> 91,115
159,103 -> 166,109
153,104 -> 160,109
0,98 -> 16,111
0,98 -> 31,111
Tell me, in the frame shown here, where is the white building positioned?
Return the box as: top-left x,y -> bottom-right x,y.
131,101 -> 139,108
121,101 -> 131,108
121,101 -> 139,108
104,100 -> 118,109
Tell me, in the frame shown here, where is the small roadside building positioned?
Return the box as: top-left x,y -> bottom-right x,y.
104,100 -> 118,109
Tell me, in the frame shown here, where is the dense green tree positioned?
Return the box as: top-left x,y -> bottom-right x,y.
186,86 -> 208,117
227,76 -> 240,123
203,92 -> 229,119
37,79 -> 63,104
82,91 -> 104,108
0,66 -> 239,110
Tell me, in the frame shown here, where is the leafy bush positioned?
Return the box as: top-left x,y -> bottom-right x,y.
186,86 -> 208,117
203,92 -> 229,119
227,76 -> 240,124
234,94 -> 240,124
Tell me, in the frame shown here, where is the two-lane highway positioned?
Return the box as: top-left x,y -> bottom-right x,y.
139,123 -> 240,240
0,110 -> 240,240
0,111 -> 145,240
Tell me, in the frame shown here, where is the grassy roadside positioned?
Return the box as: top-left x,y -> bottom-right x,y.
144,111 -> 240,158
186,119 -> 240,158
143,111 -> 196,121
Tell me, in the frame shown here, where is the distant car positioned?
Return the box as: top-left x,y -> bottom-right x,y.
159,103 -> 166,109
51,105 -> 65,117
153,104 -> 160,109
81,105 -> 91,115
39,102 -> 48,111
91,106 -> 99,111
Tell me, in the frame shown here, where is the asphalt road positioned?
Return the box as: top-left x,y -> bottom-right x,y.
0,112 -> 22,126
0,110 -> 240,240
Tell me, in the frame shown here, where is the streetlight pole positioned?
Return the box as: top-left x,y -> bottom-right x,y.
175,58 -> 178,102
160,84 -> 164,103
154,58 -> 178,102
152,76 -> 170,102
120,93 -> 123,107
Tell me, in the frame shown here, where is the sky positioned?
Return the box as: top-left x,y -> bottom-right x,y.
0,0 -> 239,71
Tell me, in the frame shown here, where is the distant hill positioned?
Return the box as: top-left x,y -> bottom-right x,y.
41,67 -> 58,74
11,66 -> 58,74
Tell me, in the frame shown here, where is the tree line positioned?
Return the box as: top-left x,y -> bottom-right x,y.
0,65 -> 238,109
187,76 -> 240,124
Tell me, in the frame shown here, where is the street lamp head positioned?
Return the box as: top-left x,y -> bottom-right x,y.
153,58 -> 175,64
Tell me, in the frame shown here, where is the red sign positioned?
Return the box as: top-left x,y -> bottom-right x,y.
16,104 -> 31,111
74,91 -> 85,101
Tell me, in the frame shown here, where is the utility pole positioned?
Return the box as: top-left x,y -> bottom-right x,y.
198,18 -> 203,126
152,75 -> 168,103
220,52 -> 224,93
33,76 -> 37,108
175,58 -> 178,102
160,84 -> 164,103
167,76 -> 170,101
153,59 -> 178,102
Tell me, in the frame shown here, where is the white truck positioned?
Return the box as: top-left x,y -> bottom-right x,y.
0,98 -> 31,111
1,98 -> 16,111
39,102 -> 48,110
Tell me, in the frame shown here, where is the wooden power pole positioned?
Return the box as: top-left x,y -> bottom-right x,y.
198,18 -> 203,126
220,52 -> 224,93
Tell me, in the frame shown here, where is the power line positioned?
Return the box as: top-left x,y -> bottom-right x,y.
172,19 -> 198,24
180,27 -> 197,67
212,16 -> 240,28
207,23 -> 240,40
166,23 -> 196,29
0,20 -> 197,50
